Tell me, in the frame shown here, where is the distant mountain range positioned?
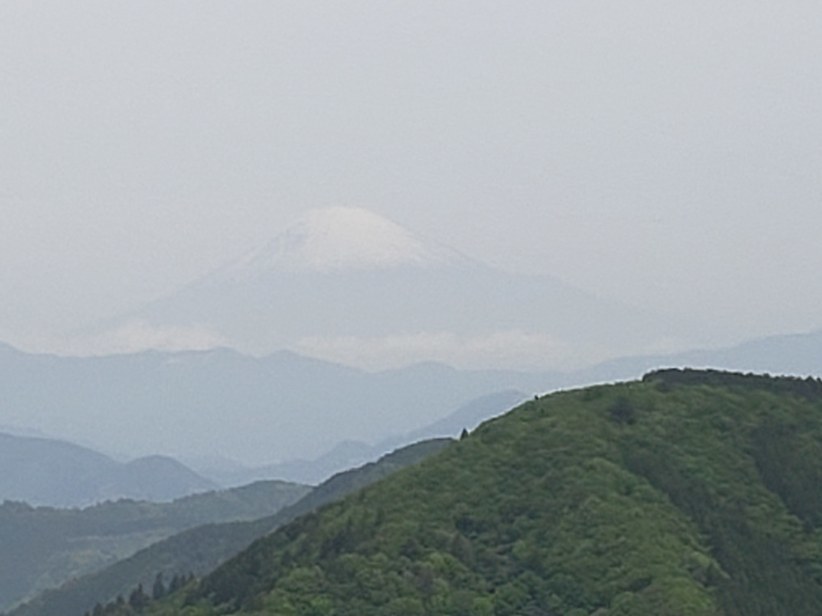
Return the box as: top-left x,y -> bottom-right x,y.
2,328 -> 821,473
0,432 -> 216,507
0,341 -> 556,466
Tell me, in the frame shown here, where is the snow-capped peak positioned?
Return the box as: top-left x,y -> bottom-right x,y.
232,207 -> 464,275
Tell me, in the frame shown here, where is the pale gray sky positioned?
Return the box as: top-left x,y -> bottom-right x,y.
1,1 -> 821,358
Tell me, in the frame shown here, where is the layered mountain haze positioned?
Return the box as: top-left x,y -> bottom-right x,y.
0,433 -> 216,508
0,341 -> 554,466
83,207 -> 688,370
3,329 -> 822,472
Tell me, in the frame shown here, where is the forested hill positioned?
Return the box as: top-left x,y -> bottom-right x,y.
7,439 -> 451,616
128,369 -> 822,616
0,480 -> 309,613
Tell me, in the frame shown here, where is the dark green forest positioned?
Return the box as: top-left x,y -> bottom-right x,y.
31,370 -> 822,615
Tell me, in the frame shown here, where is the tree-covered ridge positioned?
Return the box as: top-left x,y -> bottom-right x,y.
643,367 -> 822,400
137,370 -> 822,615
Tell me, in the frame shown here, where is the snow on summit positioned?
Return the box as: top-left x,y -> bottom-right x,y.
233,207 -> 462,274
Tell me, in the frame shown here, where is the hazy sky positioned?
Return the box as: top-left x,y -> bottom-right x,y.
1,1 -> 821,357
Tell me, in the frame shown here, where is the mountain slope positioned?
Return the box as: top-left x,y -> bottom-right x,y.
0,480 -> 308,612
7,439 -> 451,616
0,433 -> 216,507
146,370 -> 822,615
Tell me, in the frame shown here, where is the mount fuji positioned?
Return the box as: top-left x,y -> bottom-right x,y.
92,207 -> 680,369
222,207 -> 468,276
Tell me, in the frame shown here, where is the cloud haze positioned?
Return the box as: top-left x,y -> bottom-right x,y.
294,331 -> 583,372
62,320 -> 229,357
